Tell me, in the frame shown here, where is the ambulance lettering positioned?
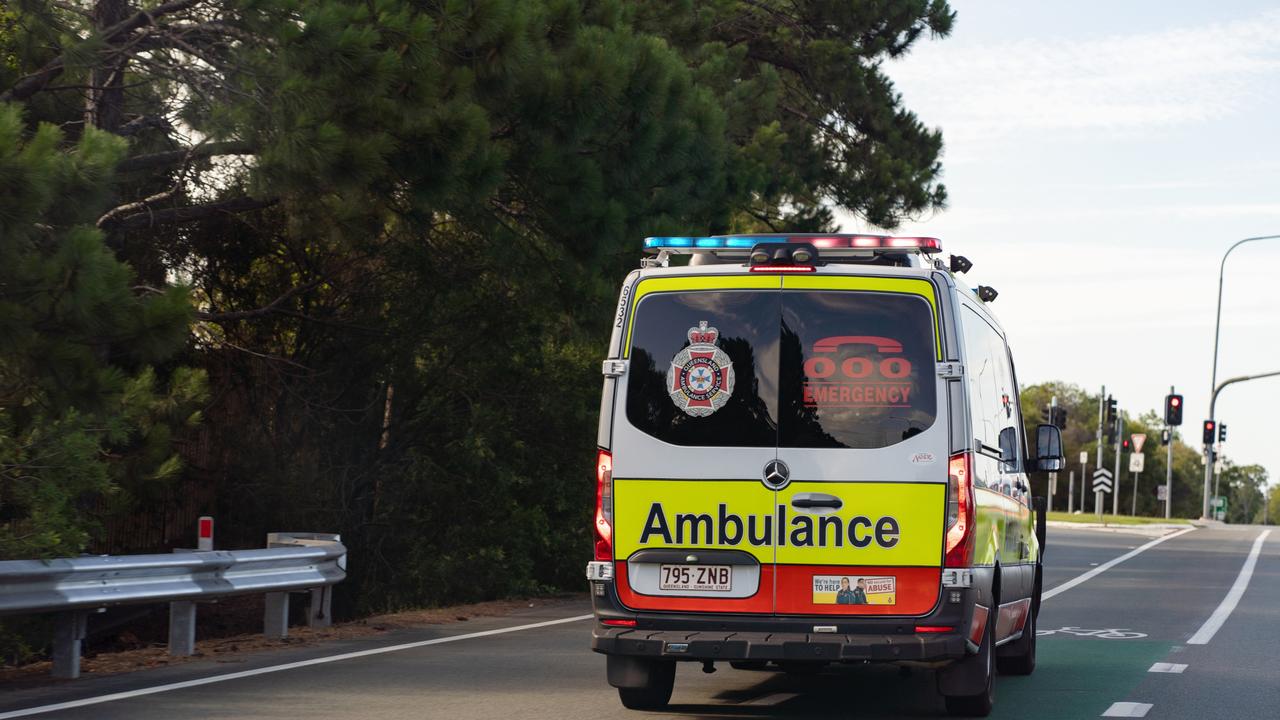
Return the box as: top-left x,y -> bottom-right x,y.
639,502 -> 900,550
801,335 -> 915,408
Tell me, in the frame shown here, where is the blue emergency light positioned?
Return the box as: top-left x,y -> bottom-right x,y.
643,236 -> 763,250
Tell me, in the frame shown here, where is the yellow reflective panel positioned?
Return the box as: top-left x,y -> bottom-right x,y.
613,479 -> 776,563
623,275 -> 782,357
775,482 -> 944,567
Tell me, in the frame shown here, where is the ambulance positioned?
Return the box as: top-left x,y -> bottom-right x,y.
586,235 -> 1064,716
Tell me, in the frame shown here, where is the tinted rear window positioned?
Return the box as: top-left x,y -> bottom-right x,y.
778,292 -> 937,448
625,291 -> 780,447
624,287 -> 937,449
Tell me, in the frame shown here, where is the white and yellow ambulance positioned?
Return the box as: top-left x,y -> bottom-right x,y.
587,235 -> 1064,716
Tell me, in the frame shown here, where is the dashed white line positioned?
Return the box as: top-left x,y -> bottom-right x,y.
0,614 -> 593,719
1186,529 -> 1271,645
1043,526 -> 1197,601
1102,701 -> 1153,717
1148,662 -> 1187,674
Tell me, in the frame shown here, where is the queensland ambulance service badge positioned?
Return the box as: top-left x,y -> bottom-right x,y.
668,321 -> 734,417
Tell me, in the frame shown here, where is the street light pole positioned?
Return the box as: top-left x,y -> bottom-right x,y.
1202,370 -> 1280,518
1203,235 -> 1280,520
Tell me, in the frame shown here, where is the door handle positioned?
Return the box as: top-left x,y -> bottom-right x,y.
790,493 -> 843,511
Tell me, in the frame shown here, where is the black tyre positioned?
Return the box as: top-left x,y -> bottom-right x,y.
944,612 -> 995,717
729,661 -> 769,671
617,661 -> 675,710
996,605 -> 1036,676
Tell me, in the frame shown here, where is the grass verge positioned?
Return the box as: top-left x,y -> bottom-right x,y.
1047,511 -> 1192,526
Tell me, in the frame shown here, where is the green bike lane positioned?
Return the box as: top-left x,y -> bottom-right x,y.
993,524 -> 1261,720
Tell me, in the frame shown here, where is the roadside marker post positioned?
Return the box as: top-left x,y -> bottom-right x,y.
197,516 -> 214,552
1093,468 -> 1114,524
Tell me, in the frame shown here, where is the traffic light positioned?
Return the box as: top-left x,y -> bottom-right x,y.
1218,423 -> 1227,443
1051,407 -> 1068,429
1105,395 -> 1117,426
1164,393 -> 1183,426
1161,429 -> 1172,445
1203,420 -> 1216,445
1121,438 -> 1130,451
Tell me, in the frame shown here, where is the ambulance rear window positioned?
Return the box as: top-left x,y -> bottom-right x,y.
778,292 -> 937,449
624,287 -> 936,450
625,291 -> 780,448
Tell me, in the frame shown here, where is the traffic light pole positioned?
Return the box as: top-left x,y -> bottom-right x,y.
1201,370 -> 1280,519
1095,385 -> 1105,514
1113,410 -> 1123,516
1205,235 -> 1280,519
1166,385 -> 1175,519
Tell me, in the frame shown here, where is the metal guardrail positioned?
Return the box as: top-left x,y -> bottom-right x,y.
0,533 -> 346,679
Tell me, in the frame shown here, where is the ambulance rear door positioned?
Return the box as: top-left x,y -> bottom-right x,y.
772,274 -> 949,617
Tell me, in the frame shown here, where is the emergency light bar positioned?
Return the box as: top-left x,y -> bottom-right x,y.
643,234 -> 942,254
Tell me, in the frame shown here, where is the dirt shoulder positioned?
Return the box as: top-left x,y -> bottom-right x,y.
0,595 -> 585,691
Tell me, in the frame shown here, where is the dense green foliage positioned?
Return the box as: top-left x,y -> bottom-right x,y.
0,105 -> 204,559
2,0 -> 955,622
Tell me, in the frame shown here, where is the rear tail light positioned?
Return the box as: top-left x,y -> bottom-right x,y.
594,449 -> 613,561
915,625 -> 954,634
945,451 -> 975,567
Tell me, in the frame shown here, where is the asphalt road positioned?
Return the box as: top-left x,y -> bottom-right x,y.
1,524 -> 1275,719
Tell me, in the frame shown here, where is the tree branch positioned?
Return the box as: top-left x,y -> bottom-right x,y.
0,0 -> 205,103
101,196 -> 277,231
196,280 -> 323,323
116,140 -> 254,172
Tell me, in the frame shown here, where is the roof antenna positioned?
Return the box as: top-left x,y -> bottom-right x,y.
949,254 -> 973,274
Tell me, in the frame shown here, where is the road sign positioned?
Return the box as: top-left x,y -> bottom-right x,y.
1092,468 -> 1113,494
1211,495 -> 1227,511
1156,485 -> 1167,501
1079,451 -> 1089,465
1131,434 -> 1146,453
1129,453 -> 1145,473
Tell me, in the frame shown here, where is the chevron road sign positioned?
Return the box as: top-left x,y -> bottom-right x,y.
1093,468 -> 1114,494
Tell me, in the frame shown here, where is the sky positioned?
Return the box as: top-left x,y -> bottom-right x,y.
836,0 -> 1280,493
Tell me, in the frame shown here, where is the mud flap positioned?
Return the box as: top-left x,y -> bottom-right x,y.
608,655 -> 670,689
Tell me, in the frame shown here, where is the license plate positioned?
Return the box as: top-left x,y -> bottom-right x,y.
659,564 -> 732,591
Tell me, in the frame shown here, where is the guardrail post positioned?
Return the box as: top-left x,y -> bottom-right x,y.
264,592 -> 289,638
168,601 -> 198,656
308,586 -> 332,628
51,611 -> 88,679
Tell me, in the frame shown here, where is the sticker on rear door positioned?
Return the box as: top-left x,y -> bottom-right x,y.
667,321 -> 735,417
812,575 -> 897,605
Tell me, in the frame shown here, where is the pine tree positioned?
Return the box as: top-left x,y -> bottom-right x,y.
0,105 -> 202,559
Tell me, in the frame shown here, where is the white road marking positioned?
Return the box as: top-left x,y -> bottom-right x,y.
1187,529 -> 1271,645
0,614 -> 593,719
742,692 -> 799,706
1102,701 -> 1153,717
1043,527 -> 1196,601
1148,662 -> 1187,673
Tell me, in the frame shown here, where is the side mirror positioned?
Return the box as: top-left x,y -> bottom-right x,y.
1034,424 -> 1065,471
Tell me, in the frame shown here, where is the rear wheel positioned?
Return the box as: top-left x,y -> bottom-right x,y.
997,604 -> 1037,675
942,610 -> 995,717
617,660 -> 676,710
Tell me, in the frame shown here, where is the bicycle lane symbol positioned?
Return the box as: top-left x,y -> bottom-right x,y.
1037,626 -> 1147,639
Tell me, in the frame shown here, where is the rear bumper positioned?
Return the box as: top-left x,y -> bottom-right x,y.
592,625 -> 966,663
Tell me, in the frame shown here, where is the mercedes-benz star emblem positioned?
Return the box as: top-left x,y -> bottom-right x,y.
762,459 -> 791,490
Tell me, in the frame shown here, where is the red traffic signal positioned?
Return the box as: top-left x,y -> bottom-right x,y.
1165,393 -> 1183,426
1202,419 -> 1216,445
